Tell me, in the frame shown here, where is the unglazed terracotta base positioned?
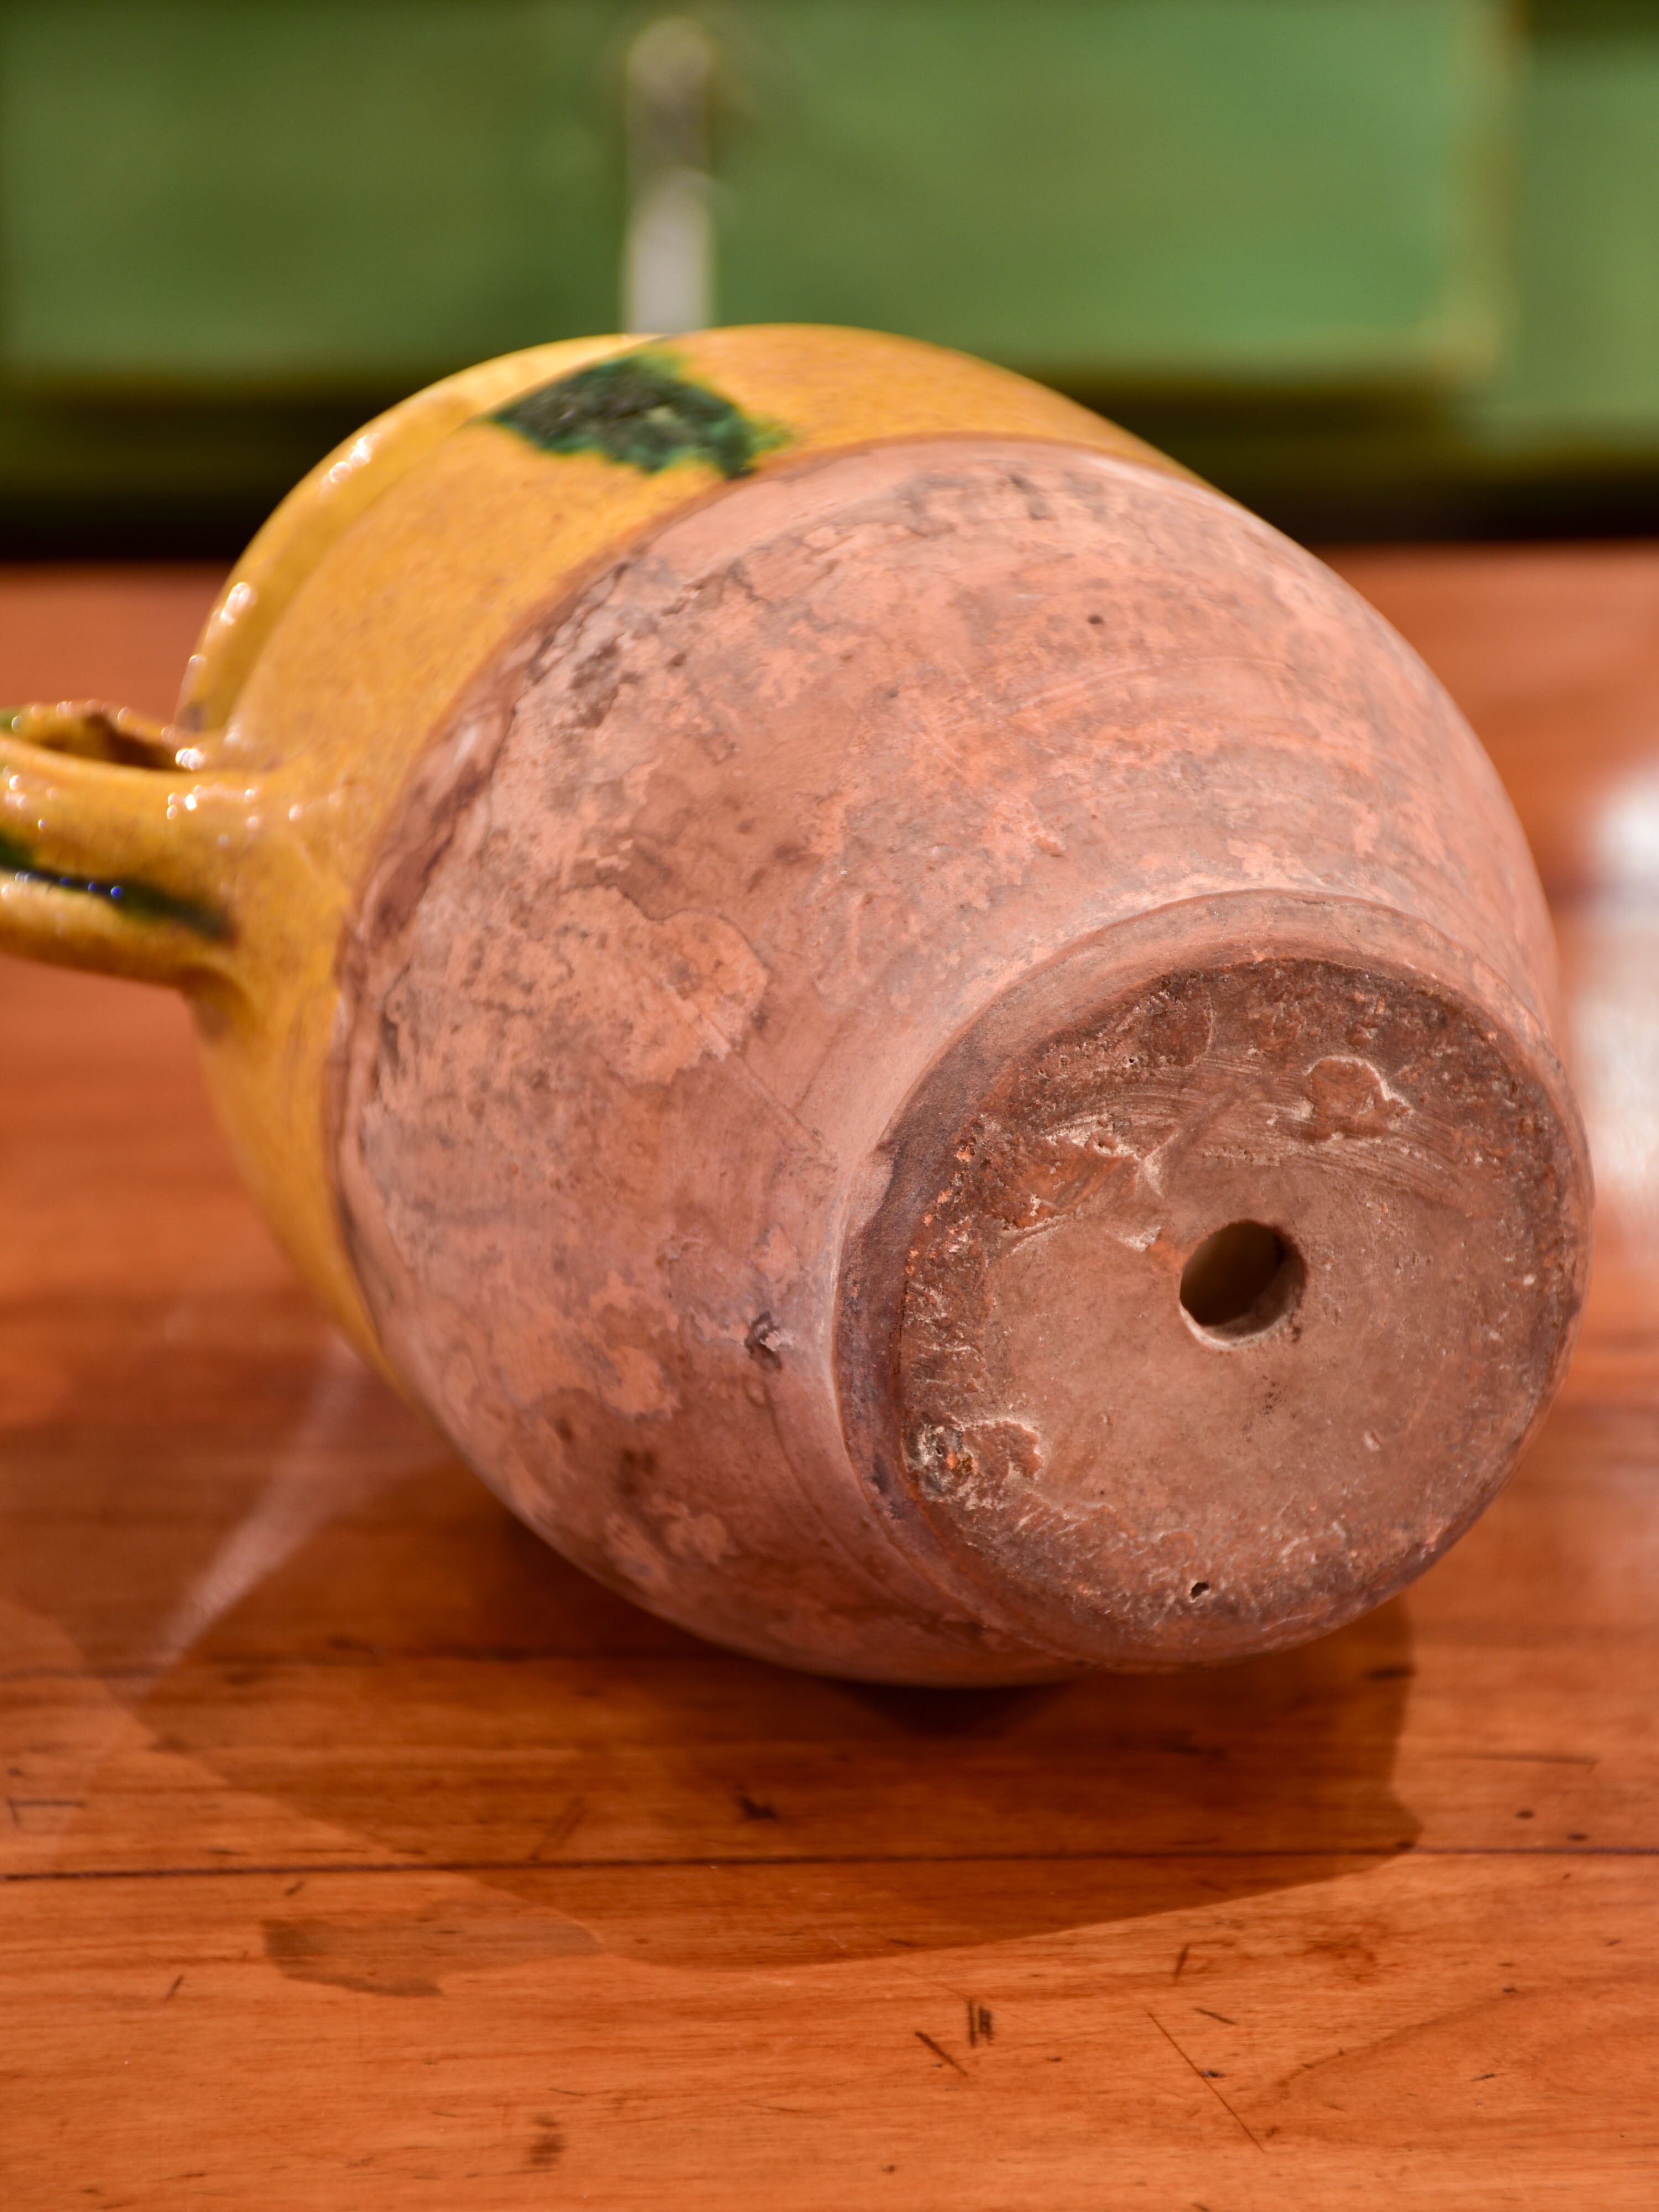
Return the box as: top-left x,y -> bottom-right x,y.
0,332 -> 1590,1682
329,436 -> 1588,1681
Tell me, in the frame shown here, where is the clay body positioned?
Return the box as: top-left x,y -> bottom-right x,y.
0,328 -> 1590,1683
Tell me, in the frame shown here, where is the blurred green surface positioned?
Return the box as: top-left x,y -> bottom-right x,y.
0,0 -> 1655,548
715,0 -> 1506,391
1477,0 -> 1659,451
0,0 -> 623,388
1120,1 -> 1659,533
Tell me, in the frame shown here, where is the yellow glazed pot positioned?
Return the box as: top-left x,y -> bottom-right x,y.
0,327 -> 1589,1684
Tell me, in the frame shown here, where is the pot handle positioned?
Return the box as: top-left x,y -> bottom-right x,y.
0,702 -> 247,992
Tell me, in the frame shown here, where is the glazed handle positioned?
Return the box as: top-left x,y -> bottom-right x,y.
0,702 -> 247,990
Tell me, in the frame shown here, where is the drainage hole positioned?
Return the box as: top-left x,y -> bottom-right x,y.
1180,1219 -> 1303,1344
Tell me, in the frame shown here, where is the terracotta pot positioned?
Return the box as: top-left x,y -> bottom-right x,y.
0,327 -> 1590,1683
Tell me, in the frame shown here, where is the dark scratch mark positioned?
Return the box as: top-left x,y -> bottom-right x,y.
162,1974 -> 183,2002
915,2030 -> 967,2078
526,2116 -> 564,2169
734,1791 -> 779,1822
1469,1751 -> 1596,1767
530,1796 -> 587,1860
1146,2011 -> 1265,2152
7,1797 -> 84,1824
15,1840 -> 1654,1886
1172,1943 -> 1192,1982
965,2001 -> 993,2047
1195,2006 -> 1235,2025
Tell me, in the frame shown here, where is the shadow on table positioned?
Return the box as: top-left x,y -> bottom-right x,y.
3,1379 -> 1419,1974
167,1442 -> 1416,1970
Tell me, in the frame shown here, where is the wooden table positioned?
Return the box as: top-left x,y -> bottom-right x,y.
3,552 -> 1656,2208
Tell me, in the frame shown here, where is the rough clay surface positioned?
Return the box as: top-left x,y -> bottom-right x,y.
844,954 -> 1580,1663
332,440 -> 1588,1682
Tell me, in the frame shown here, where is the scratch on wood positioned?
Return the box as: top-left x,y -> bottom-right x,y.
1469,1750 -> 1597,1766
7,1797 -> 83,1828
1195,2006 -> 1234,2025
1146,2011 -> 1265,2153
915,2030 -> 968,2078
526,2115 -> 564,2169
965,2001 -> 993,2047
529,1796 -> 587,1860
163,1973 -> 184,2002
1172,1943 -> 1191,1982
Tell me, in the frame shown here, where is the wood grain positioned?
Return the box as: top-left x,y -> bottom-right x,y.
3,554 -> 1657,2206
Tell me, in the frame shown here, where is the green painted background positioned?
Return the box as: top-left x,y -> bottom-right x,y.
1,0 -> 1656,544
1,1 -> 623,387
712,0 -> 1508,390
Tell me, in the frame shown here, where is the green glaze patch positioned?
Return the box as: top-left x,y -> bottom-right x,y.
488,351 -> 786,478
0,830 -> 229,940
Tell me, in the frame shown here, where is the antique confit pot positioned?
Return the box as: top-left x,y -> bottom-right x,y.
0,326 -> 1590,1685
